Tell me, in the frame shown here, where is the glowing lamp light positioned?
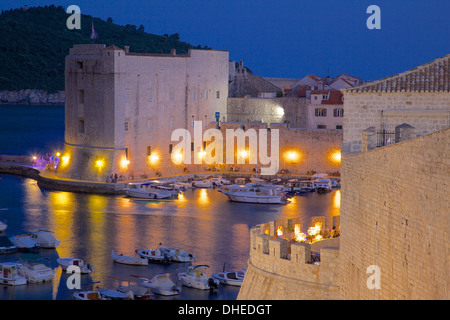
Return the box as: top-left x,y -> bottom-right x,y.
331,151 -> 341,164
239,150 -> 248,159
32,156 -> 37,161
120,157 -> 130,169
285,150 -> 299,163
56,152 -> 61,157
61,155 -> 70,166
95,159 -> 104,170
148,154 -> 159,164
172,151 -> 183,165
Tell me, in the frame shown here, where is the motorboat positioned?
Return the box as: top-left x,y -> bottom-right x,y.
159,246 -> 195,263
74,287 -> 131,300
9,234 -> 40,252
30,230 -> 60,248
218,183 -> 288,204
18,260 -> 54,283
234,178 -> 246,185
0,221 -> 7,232
210,177 -> 231,186
136,248 -> 171,264
212,269 -> 246,287
250,177 -> 265,183
57,258 -> 94,274
0,236 -> 16,254
111,250 -> 148,266
300,180 -> 315,192
178,265 -> 219,290
191,179 -> 213,188
116,284 -> 153,300
282,179 -> 307,195
140,273 -> 181,296
0,262 -> 27,286
125,182 -> 173,199
314,179 -> 332,193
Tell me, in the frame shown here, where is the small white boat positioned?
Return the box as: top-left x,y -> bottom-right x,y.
250,177 -> 265,183
314,179 -> 332,193
0,262 -> 27,286
74,288 -> 131,300
136,248 -> 171,263
111,250 -> 148,266
212,269 -> 246,287
57,258 -> 94,274
300,180 -> 315,192
218,183 -> 288,204
140,273 -> 181,296
159,246 -> 195,263
18,261 -> 54,283
125,182 -> 173,199
9,234 -> 40,252
0,221 -> 7,232
191,179 -> 213,188
210,177 -> 231,186
178,265 -> 219,290
30,230 -> 60,248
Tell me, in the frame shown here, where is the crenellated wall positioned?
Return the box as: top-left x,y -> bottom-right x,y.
237,217 -> 341,300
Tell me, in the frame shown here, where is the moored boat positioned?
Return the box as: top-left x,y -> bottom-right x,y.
57,258 -> 94,274
18,260 -> 54,283
111,250 -> 148,266
9,234 -> 40,252
314,179 -> 332,193
0,236 -> 16,254
191,179 -> 213,188
125,182 -> 173,199
74,287 -> 131,300
159,246 -> 195,263
212,269 -> 246,287
140,273 -> 181,296
0,262 -> 27,286
30,230 -> 60,248
136,248 -> 171,263
178,265 -> 219,290
218,183 -> 288,204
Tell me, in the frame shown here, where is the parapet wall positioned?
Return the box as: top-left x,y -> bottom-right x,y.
237,217 -> 341,300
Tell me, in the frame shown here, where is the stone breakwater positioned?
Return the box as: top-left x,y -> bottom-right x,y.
0,90 -> 65,104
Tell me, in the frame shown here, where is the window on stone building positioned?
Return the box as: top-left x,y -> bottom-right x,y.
77,61 -> 83,70
147,145 -> 152,156
147,120 -> 151,131
317,124 -> 327,129
169,144 -> 173,154
78,119 -> 85,133
78,90 -> 85,104
315,108 -> 327,117
336,125 -> 343,130
334,108 -> 344,117
124,121 -> 129,132
170,91 -> 174,100
216,91 -> 220,99
148,91 -> 152,102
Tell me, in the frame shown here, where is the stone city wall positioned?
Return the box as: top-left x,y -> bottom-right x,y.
340,128 -> 449,299
342,91 -> 450,154
237,217 -> 341,300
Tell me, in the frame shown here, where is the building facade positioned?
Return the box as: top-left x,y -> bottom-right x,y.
57,44 -> 229,181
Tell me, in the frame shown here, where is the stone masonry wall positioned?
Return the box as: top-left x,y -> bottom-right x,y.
340,128 -> 449,299
237,217 -> 341,300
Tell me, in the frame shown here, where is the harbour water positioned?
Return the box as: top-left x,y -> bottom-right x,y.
0,104 -> 340,300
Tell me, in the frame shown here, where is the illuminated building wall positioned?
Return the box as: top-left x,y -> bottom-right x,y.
58,44 -> 229,181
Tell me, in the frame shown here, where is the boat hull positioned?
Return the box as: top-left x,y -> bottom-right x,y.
0,277 -> 27,286
223,193 -> 285,204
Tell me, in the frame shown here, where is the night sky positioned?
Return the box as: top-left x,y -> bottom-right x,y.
1,0 -> 449,82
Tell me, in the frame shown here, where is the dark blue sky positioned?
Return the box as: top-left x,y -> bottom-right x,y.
1,0 -> 449,81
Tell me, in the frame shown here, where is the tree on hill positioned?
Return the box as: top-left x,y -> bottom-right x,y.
0,5 -> 206,92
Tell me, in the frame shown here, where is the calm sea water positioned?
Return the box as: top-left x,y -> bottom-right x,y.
0,104 -> 340,300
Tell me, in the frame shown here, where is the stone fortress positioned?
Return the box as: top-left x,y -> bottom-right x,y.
238,54 -> 449,300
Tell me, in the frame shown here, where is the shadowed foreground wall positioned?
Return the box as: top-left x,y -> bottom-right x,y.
340,128 -> 449,299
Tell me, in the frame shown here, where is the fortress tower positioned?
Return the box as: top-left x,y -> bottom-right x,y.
57,44 -> 229,181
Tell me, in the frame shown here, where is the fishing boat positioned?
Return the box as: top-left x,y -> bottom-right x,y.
178,265 -> 219,290
159,246 -> 195,263
74,287 -> 131,300
57,258 -> 94,274
136,248 -> 171,263
0,262 -> 27,286
191,179 -> 213,188
212,269 -> 246,287
0,221 -> 7,232
9,234 -> 40,252
140,273 -> 181,296
125,182 -> 173,199
111,250 -> 148,266
18,260 -> 54,283
218,183 -> 288,204
30,230 -> 60,248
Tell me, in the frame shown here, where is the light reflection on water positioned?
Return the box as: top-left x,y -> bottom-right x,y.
0,174 -> 340,300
